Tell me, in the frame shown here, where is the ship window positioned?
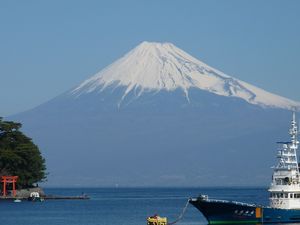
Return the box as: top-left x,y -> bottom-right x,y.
280,193 -> 284,198
285,193 -> 288,198
276,193 -> 280,198
275,178 -> 284,185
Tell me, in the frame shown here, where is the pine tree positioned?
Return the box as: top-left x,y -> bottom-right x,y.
0,117 -> 46,188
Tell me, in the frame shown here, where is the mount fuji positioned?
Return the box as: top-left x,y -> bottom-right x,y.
73,42 -> 299,110
10,42 -> 300,187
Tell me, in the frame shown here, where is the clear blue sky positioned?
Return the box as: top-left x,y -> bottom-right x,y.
1,0 -> 299,116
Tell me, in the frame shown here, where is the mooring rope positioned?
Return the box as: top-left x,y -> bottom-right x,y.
167,199 -> 190,225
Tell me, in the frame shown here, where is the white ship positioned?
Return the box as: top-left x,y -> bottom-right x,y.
190,112 -> 300,224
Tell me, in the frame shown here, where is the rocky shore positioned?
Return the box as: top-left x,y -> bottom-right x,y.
0,187 -> 89,200
15,187 -> 45,198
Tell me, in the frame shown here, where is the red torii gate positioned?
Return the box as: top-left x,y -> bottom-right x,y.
1,176 -> 18,197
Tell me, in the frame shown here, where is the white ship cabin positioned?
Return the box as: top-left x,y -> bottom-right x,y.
268,112 -> 300,209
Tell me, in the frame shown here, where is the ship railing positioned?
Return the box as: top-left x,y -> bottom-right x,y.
207,198 -> 257,207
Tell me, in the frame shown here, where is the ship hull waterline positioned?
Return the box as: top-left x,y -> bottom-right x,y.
189,197 -> 300,224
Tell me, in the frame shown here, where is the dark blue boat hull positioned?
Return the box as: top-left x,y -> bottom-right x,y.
189,197 -> 300,224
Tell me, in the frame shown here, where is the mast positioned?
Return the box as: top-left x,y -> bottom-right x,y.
290,111 -> 300,173
290,111 -> 299,156
274,112 -> 299,171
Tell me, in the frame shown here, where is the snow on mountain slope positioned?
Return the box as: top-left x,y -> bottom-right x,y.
71,41 -> 300,110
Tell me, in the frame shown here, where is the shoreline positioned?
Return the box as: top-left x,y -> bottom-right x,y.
0,195 -> 89,200
1,187 -> 89,201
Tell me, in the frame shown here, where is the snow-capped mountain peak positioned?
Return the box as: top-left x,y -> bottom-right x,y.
71,41 -> 300,110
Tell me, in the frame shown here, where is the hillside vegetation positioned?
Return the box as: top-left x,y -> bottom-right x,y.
0,117 -> 46,188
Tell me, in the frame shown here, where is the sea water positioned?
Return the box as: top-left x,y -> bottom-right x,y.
0,187 -> 269,225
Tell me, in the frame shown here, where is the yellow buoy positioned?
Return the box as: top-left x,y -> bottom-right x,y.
147,214 -> 168,225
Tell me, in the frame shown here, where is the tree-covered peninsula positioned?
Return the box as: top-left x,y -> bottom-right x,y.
0,117 -> 46,188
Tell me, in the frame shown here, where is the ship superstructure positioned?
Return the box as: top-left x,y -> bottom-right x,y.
268,112 -> 300,209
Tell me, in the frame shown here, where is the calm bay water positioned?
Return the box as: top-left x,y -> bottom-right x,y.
0,187 -> 269,225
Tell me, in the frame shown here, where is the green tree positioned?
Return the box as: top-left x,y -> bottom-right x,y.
0,117 -> 46,188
